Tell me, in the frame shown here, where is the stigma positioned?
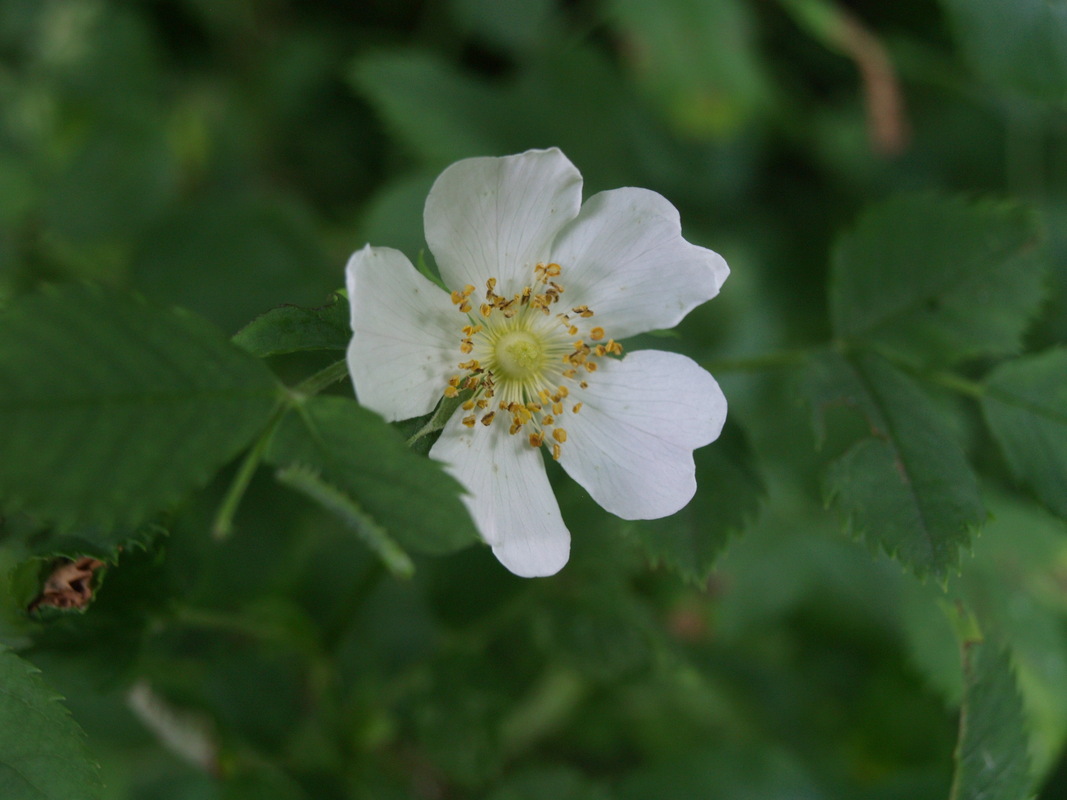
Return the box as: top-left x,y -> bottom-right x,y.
444,262 -> 623,459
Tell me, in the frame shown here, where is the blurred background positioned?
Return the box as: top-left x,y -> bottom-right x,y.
3,0 -> 1067,798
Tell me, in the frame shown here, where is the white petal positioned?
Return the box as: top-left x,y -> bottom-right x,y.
424,148 -> 583,297
557,350 -> 726,520
550,188 -> 729,339
345,245 -> 459,422
430,413 -> 570,577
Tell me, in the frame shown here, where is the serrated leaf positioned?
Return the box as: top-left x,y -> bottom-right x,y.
831,195 -> 1045,366
0,285 -> 280,531
232,293 -> 351,358
808,350 -> 984,578
275,464 -> 415,578
0,648 -> 102,800
621,420 -> 763,584
941,0 -> 1067,102
981,349 -> 1067,519
265,396 -> 478,555
950,641 -> 1033,800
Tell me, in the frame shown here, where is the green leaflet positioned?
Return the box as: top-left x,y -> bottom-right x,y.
982,349 -> 1067,519
620,420 -> 764,585
941,0 -> 1067,102
232,293 -> 352,358
831,195 -> 1045,366
0,648 -> 102,800
0,285 -> 280,531
950,641 -> 1034,800
807,350 -> 984,578
266,395 -> 478,557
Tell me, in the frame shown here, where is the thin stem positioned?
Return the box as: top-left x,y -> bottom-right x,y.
212,358 -> 351,540
294,358 -> 349,397
211,403 -> 286,540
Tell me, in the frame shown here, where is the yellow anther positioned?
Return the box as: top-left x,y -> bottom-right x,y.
486,277 -> 497,292
590,326 -> 605,341
552,443 -> 561,460
480,303 -> 493,317
458,359 -> 480,371
529,431 -> 544,448
568,326 -> 578,335
542,415 -> 555,426
459,301 -> 472,313
553,428 -> 567,443
476,398 -> 489,409
462,415 -> 476,427
572,402 -> 583,413
462,399 -> 475,410
462,284 -> 475,296
594,345 -> 606,357
557,385 -> 569,398
580,381 -> 588,389
444,386 -> 459,398
585,362 -> 598,372
450,290 -> 464,305
460,341 -> 473,354
526,402 -> 542,412
481,412 -> 495,426
509,420 -> 522,435
552,402 -> 563,415
562,368 -> 577,379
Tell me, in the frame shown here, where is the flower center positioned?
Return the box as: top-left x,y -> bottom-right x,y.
444,263 -> 623,460
493,330 -> 544,380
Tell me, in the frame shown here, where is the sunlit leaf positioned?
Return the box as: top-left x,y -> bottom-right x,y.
808,350 -> 984,578
981,349 -> 1067,519
950,640 -> 1033,800
0,648 -> 102,800
0,285 -> 280,531
831,195 -> 1044,366
266,396 -> 478,556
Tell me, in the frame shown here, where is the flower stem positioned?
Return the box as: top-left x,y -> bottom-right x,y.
211,358 -> 351,540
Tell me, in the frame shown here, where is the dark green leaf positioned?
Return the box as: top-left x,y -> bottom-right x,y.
981,349 -> 1067,519
621,420 -> 763,584
941,0 -> 1067,102
232,293 -> 351,358
950,640 -> 1033,800
0,285 -> 280,531
265,395 -> 478,555
808,351 -> 984,578
0,648 -> 102,800
831,195 -> 1044,365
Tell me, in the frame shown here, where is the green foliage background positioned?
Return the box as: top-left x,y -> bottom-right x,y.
1,0 -> 1066,798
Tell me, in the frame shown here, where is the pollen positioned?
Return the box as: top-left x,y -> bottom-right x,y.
440,261 -> 624,457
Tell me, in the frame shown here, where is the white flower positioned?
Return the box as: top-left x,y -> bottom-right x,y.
346,148 -> 728,577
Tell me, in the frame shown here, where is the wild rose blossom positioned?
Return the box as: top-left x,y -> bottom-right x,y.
346,148 -> 728,577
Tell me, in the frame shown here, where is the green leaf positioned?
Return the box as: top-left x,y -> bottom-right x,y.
0,285 -> 280,530
941,0 -> 1067,102
265,395 -> 478,556
232,293 -> 351,358
0,648 -> 102,800
981,349 -> 1067,519
831,195 -> 1045,366
275,464 -> 415,579
609,0 -> 771,137
350,50 -> 505,162
808,351 -> 984,578
950,640 -> 1033,800
621,420 -> 763,584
